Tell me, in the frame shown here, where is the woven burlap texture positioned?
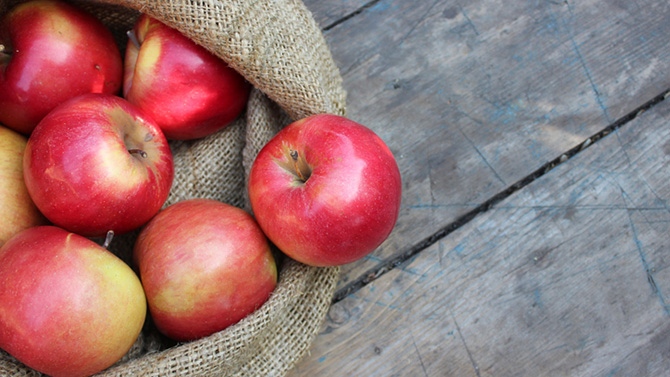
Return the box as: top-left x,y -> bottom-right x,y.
0,0 -> 346,375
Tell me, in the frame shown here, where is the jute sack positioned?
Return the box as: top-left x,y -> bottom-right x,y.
0,0 -> 346,375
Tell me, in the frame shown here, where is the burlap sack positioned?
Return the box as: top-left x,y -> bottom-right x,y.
0,0 -> 346,375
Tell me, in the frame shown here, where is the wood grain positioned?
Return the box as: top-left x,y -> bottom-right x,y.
289,86 -> 670,377
303,0 -> 670,291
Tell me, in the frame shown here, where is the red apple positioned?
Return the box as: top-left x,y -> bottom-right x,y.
23,93 -> 174,238
0,0 -> 123,135
133,198 -> 277,341
0,124 -> 46,245
0,226 -> 147,377
123,14 -> 251,140
248,114 -> 402,267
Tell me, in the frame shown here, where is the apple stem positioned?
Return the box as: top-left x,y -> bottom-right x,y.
102,230 -> 115,249
128,148 -> 148,158
127,30 -> 141,50
290,150 -> 311,182
0,44 -> 10,64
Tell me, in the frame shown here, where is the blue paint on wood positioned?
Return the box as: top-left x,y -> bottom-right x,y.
533,288 -> 544,309
364,253 -> 384,263
370,0 -> 390,13
563,2 -> 612,123
452,243 -> 467,256
605,366 -> 622,377
350,293 -> 404,312
568,36 -> 612,123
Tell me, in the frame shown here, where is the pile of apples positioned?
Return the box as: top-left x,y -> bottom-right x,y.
0,0 -> 402,376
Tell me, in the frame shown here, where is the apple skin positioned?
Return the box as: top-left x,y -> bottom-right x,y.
248,114 -> 402,267
23,93 -> 174,238
0,226 -> 147,377
0,124 -> 47,246
0,0 -> 123,135
133,198 -> 277,342
123,14 -> 252,140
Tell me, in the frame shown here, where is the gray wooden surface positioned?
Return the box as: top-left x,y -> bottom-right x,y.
290,0 -> 670,375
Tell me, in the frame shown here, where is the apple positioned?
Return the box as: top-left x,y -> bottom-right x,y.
0,124 -> 46,245
248,114 -> 402,267
123,14 -> 252,140
133,198 -> 277,341
0,226 -> 147,377
0,0 -> 123,135
23,93 -> 174,238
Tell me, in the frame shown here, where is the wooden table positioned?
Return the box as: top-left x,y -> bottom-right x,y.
287,0 -> 670,376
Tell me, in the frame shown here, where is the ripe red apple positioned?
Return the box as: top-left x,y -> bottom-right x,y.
123,14 -> 251,140
23,93 -> 174,238
0,0 -> 123,135
0,226 -> 147,377
0,124 -> 46,245
133,198 -> 277,341
248,114 -> 402,267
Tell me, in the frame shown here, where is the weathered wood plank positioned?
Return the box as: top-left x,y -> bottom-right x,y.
289,93 -> 670,375
304,0 -> 670,290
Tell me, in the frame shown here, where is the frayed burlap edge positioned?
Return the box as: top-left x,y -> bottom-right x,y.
0,0 -> 346,375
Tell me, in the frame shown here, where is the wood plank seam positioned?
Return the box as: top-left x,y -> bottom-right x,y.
322,0 -> 382,31
332,87 -> 670,304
